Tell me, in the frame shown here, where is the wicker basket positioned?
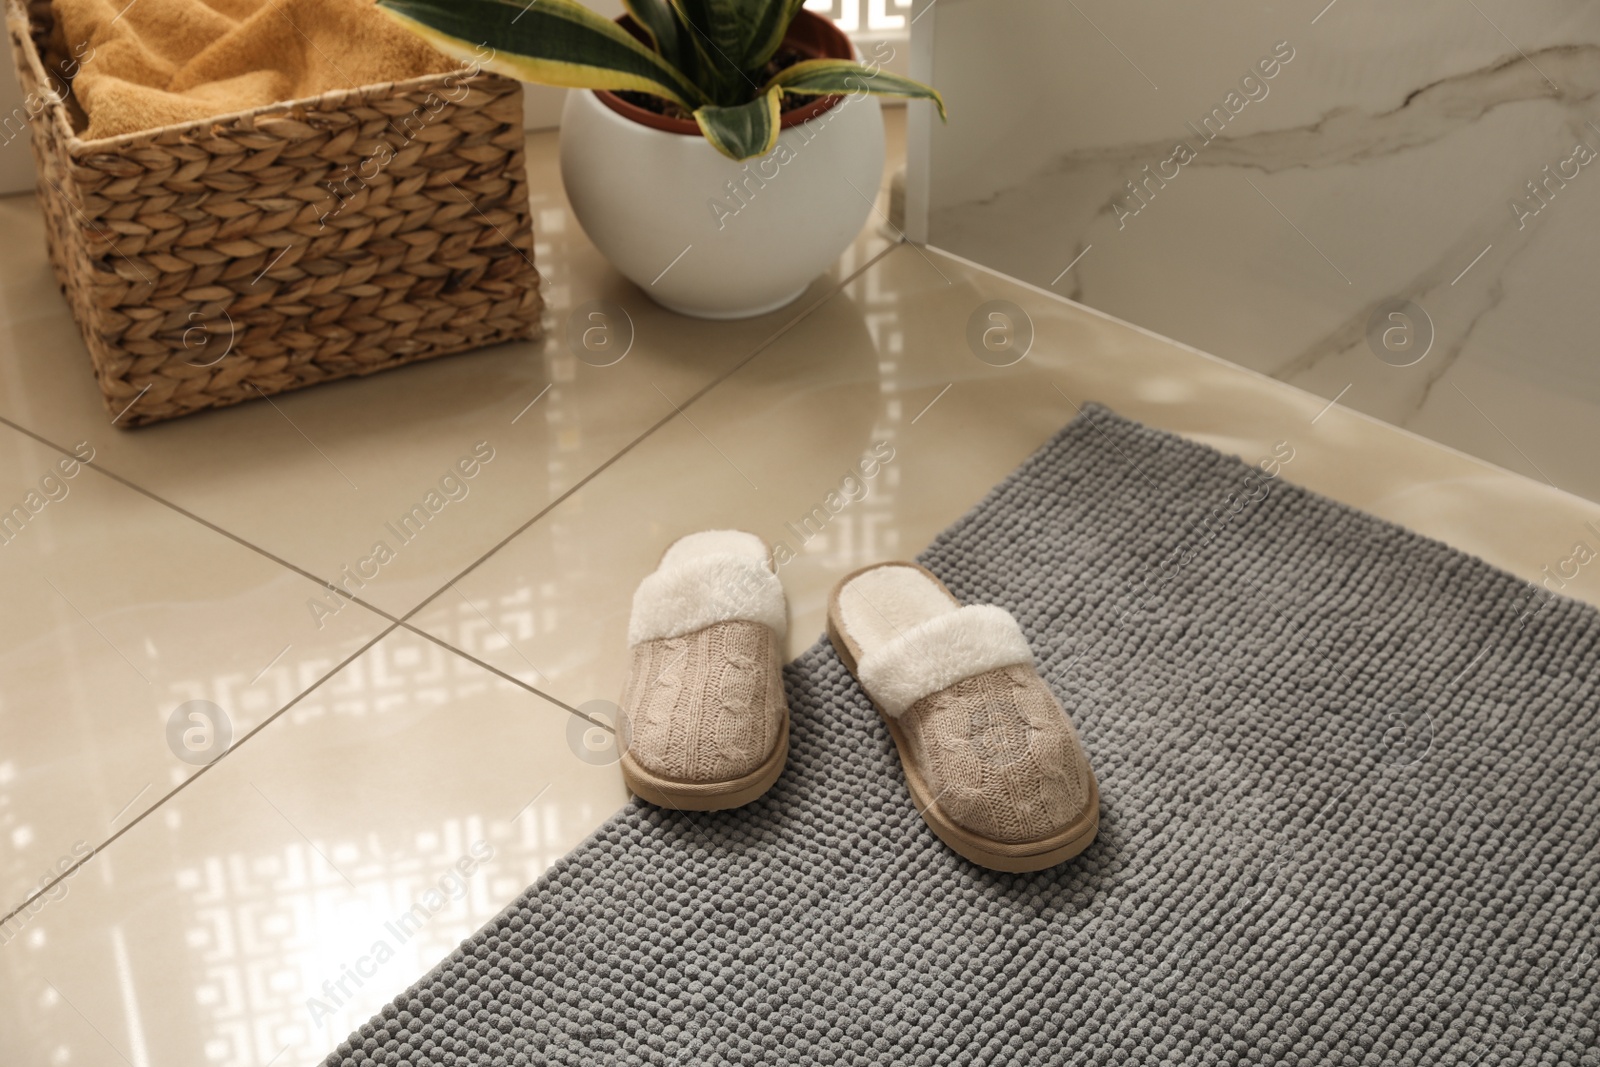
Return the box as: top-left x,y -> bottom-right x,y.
3,0 -> 543,427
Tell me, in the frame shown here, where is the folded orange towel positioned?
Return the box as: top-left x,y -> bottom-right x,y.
52,0 -> 458,140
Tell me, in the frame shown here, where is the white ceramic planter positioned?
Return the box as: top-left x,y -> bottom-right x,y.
559,88 -> 886,319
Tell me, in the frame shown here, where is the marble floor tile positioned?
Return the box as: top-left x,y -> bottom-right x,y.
408,241 -> 1600,719
918,0 -> 1600,503
0,424 -> 388,916
0,626 -> 627,1067
6,96 -> 1597,1067
0,119 -> 901,619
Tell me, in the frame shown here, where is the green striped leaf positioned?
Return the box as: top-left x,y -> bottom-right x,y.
738,0 -> 809,71
766,58 -> 947,119
667,0 -> 799,97
664,0 -> 738,103
621,0 -> 692,77
694,86 -> 782,161
377,0 -> 707,108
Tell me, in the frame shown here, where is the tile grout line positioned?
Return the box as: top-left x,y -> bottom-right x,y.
0,414 -> 608,725
0,621 -> 398,927
0,238 -> 903,922
0,586 -> 597,926
404,622 -> 601,725
0,237 -> 899,698
0,235 -> 901,653
384,238 -> 904,627
6,237 -> 898,643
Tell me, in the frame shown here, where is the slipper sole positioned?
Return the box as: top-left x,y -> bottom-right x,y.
620,530 -> 791,812
620,716 -> 790,812
827,562 -> 1099,873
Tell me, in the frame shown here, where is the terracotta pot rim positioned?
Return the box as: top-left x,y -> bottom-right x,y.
594,9 -> 851,138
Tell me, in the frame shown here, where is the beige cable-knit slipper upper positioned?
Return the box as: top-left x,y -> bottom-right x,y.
827,562 -> 1099,872
619,531 -> 790,811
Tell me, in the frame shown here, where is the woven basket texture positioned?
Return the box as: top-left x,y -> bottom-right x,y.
3,0 -> 543,427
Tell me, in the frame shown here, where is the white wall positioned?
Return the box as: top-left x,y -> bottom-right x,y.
908,0 -> 1600,502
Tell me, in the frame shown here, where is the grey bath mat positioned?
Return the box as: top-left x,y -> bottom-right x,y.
327,405 -> 1600,1066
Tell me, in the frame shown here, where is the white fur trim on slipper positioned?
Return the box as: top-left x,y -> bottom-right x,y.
855,604 -> 1034,717
628,554 -> 787,645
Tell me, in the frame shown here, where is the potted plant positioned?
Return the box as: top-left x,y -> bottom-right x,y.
379,0 -> 943,319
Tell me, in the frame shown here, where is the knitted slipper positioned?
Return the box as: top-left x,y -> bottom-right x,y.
619,531 -> 791,811
826,562 -> 1099,872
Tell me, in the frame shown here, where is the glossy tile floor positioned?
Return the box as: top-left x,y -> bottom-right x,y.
4,107 -> 1600,1067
